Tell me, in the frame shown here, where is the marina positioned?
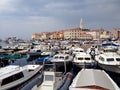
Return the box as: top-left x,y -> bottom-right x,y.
0,39 -> 120,90
0,0 -> 120,90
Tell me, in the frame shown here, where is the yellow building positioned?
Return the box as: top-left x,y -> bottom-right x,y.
31,33 -> 41,39
100,30 -> 110,39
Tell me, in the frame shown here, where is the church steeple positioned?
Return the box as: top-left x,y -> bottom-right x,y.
80,18 -> 83,30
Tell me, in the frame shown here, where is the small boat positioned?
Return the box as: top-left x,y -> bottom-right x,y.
0,53 -> 29,67
72,47 -> 84,56
35,56 -> 53,65
99,41 -> 119,53
50,54 -> 73,68
0,53 -> 29,60
95,52 -> 120,74
31,62 -> 74,90
37,71 -> 73,90
28,48 -> 41,57
69,69 -> 120,90
73,52 -> 95,68
0,64 -> 43,90
40,51 -> 56,57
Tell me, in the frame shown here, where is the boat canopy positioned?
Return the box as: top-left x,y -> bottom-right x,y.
101,42 -> 118,46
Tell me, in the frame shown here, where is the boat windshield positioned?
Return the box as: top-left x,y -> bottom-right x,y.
59,56 -> 64,59
99,56 -> 105,61
85,58 -> 90,60
54,56 -> 59,59
116,58 -> 120,61
106,58 -> 114,62
78,58 -> 83,60
45,75 -> 54,81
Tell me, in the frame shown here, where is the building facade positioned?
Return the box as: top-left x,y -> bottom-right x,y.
111,28 -> 120,39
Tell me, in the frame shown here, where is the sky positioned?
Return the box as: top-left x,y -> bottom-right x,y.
0,0 -> 120,39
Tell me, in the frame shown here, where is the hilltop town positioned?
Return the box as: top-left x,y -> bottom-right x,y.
31,20 -> 120,41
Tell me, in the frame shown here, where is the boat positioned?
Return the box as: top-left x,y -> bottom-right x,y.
95,52 -> 120,74
31,61 -> 74,90
40,51 -> 56,57
35,56 -> 53,65
50,54 -> 73,68
99,41 -> 119,53
28,48 -> 41,57
72,47 -> 84,56
0,64 -> 43,90
0,53 -> 29,60
69,69 -> 120,90
73,52 -> 95,68
20,70 -> 43,90
0,53 -> 29,67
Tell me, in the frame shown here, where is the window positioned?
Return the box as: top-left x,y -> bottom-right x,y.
45,75 -> 54,81
116,58 -> 120,61
99,56 -> 104,61
85,58 -> 90,60
1,72 -> 24,86
78,57 -> 83,60
54,56 -> 58,59
65,56 -> 69,59
107,58 -> 114,62
60,56 -> 64,59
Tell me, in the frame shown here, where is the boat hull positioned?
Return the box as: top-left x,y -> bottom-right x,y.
98,63 -> 120,74
74,62 -> 96,68
53,61 -> 72,67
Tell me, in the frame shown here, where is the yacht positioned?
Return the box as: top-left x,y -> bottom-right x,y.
69,69 -> 119,90
0,64 -> 43,90
95,52 -> 120,74
73,52 -> 95,68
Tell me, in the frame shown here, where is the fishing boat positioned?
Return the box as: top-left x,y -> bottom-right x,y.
0,64 -> 43,90
73,52 -> 95,68
95,52 -> 120,74
69,69 -> 120,90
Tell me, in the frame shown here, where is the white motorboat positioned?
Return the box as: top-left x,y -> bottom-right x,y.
95,52 -> 120,74
32,63 -> 74,90
73,52 -> 95,68
69,69 -> 119,90
28,48 -> 41,57
72,47 -> 84,56
50,54 -> 73,68
40,51 -> 56,57
0,64 -> 43,90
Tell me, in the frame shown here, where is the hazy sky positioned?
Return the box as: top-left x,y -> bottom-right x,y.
0,0 -> 120,39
